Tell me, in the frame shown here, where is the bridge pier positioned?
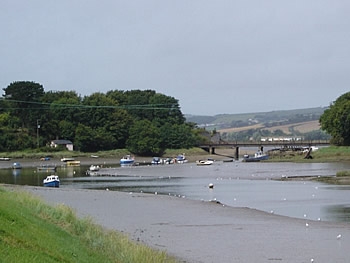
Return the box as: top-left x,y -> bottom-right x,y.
210,147 -> 215,154
235,147 -> 239,160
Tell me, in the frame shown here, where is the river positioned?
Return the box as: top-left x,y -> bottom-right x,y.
1,160 -> 350,222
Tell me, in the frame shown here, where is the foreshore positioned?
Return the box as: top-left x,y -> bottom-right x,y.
8,185 -> 350,263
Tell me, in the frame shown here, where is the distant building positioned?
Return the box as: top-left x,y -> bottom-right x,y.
50,139 -> 74,151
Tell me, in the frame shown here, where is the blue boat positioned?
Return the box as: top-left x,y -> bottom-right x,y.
120,155 -> 135,166
176,154 -> 187,164
12,162 -> 22,169
151,157 -> 162,165
43,175 -> 60,187
243,151 -> 269,162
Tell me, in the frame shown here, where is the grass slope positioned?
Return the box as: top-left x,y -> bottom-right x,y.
0,187 -> 177,263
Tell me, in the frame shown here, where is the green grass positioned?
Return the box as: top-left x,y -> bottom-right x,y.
336,170 -> 350,177
268,146 -> 350,163
0,187 -> 178,263
0,149 -> 133,160
0,148 -> 208,160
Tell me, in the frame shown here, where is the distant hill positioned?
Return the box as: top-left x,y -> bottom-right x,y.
185,107 -> 327,135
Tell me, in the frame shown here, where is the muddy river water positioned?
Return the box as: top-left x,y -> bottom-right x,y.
1,160 -> 350,222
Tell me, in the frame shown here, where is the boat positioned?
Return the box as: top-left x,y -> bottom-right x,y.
120,155 -> 135,166
0,157 -> 10,161
43,175 -> 60,187
151,157 -> 162,165
12,162 -> 22,169
66,160 -> 80,166
176,153 -> 187,164
164,157 -> 175,164
196,159 -> 214,166
242,151 -> 269,162
37,164 -> 57,172
61,157 -> 75,162
89,165 -> 100,171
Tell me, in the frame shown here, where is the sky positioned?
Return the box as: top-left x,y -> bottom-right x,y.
1,1 -> 350,115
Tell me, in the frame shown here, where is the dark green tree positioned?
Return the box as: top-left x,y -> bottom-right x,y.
320,92 -> 350,145
74,124 -> 118,152
3,81 -> 45,129
42,93 -> 82,141
126,120 -> 164,156
149,93 -> 185,125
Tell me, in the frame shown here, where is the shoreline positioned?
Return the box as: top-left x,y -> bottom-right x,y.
8,185 -> 350,263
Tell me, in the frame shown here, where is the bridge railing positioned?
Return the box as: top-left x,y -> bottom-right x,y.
199,140 -> 330,148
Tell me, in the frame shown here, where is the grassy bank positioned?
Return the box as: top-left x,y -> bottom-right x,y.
0,186 -> 177,263
269,146 -> 350,162
1,146 -> 350,163
0,148 -> 209,160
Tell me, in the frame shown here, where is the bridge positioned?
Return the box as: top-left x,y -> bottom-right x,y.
199,140 -> 330,160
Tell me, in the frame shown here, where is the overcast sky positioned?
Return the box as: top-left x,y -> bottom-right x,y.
1,1 -> 349,115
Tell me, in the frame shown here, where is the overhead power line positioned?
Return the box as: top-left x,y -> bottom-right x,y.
0,99 -> 180,110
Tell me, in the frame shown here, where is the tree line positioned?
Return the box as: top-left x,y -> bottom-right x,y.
0,81 -> 206,155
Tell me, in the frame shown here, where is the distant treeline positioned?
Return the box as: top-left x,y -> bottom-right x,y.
0,81 -> 205,155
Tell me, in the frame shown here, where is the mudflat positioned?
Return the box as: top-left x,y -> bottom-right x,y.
17,186 -> 350,263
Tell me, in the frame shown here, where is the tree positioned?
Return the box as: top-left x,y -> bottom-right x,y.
3,81 -> 44,129
320,92 -> 350,145
126,120 -> 164,156
74,124 -> 118,152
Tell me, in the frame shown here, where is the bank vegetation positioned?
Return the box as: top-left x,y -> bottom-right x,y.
0,186 -> 178,263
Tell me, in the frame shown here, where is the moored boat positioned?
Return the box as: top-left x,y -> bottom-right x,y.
61,157 -> 75,162
66,160 -> 80,166
12,162 -> 22,169
43,175 -> 60,187
242,151 -> 269,162
120,155 -> 135,166
151,157 -> 162,165
196,159 -> 214,166
89,164 -> 100,171
176,153 -> 187,164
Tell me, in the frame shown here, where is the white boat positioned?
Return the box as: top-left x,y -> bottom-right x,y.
151,157 -> 162,165
43,175 -> 60,187
176,153 -> 187,164
243,151 -> 269,162
120,155 -> 135,166
89,165 -> 100,171
196,159 -> 214,166
61,157 -> 75,162
0,157 -> 10,161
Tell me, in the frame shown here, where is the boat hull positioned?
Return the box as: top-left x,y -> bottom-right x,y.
120,155 -> 135,166
43,175 -> 60,188
243,155 -> 269,162
43,181 -> 60,187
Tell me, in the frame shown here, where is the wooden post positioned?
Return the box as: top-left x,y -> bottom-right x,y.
211,147 -> 215,154
235,147 -> 239,160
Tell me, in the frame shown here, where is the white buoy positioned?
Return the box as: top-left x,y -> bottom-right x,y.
337,234 -> 342,240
